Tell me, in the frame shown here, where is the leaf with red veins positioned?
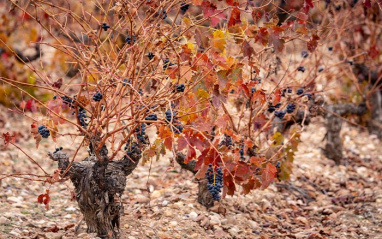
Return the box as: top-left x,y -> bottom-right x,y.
201,1 -> 227,28
261,163 -> 277,189
296,12 -> 308,24
255,27 -> 269,46
31,122 -> 42,149
243,40 -> 255,58
242,177 -> 261,195
307,34 -> 320,52
2,132 -> 15,149
52,78 -> 63,89
228,7 -> 241,28
303,0 -> 314,13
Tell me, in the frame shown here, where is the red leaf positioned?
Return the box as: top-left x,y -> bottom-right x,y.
223,173 -> 236,196
25,99 -> 37,112
177,136 -> 188,151
307,34 -> 320,52
251,10 -> 262,24
164,136 -> 173,150
255,27 -> 269,46
185,146 -> 196,164
201,1 -> 226,28
37,190 -> 50,210
31,122 -> 42,149
243,40 -> 255,58
228,8 -> 241,28
64,224 -> 75,231
364,0 -> 372,8
242,178 -> 261,195
261,163 -> 277,189
226,0 -> 239,6
2,132 -> 15,149
303,0 -> 314,13
369,45 -> 379,59
296,12 -> 308,24
52,78 -> 63,89
45,225 -> 59,232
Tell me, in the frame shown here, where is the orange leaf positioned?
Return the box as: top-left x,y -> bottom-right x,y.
261,163 -> 277,189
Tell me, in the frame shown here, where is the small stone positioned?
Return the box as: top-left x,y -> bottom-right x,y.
135,195 -> 150,203
228,226 -> 240,237
210,215 -> 221,226
0,216 -> 10,224
65,206 -> 77,212
164,210 -> 173,217
162,200 -> 169,206
7,196 -> 23,203
47,221 -> 57,227
190,233 -> 198,238
189,211 -> 198,221
249,220 -> 259,229
9,229 -> 21,237
151,190 -> 163,199
45,232 -> 64,239
169,221 -> 178,227
77,233 -> 87,238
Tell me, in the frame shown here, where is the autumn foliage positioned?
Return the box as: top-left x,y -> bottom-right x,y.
0,0 -> 381,209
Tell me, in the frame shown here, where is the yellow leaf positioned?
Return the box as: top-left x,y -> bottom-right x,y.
212,30 -> 226,52
196,88 -> 209,99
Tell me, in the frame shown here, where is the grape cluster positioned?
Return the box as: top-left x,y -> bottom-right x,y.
125,35 -> 136,45
301,51 -> 309,58
175,84 -> 185,92
61,96 -> 75,108
220,134 -> 233,147
275,103 -> 281,108
53,147 -> 63,153
155,10 -> 167,19
138,89 -> 143,96
296,88 -> 304,95
38,125 -> 50,138
274,110 -> 286,119
165,110 -> 183,134
147,52 -> 154,60
275,161 -> 281,169
135,123 -> 148,144
206,164 -> 223,201
145,114 -> 157,124
163,58 -> 174,70
122,78 -> 131,86
305,93 -> 312,100
297,66 -> 305,72
93,92 -> 103,101
286,103 -> 296,113
267,106 -> 276,113
101,23 -> 110,31
124,140 -> 141,156
251,87 -> 256,94
239,144 -> 245,160
328,46 -> 333,51
180,2 -> 189,13
77,108 -> 88,128
318,66 -> 324,73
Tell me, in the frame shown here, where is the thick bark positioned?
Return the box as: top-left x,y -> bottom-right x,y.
48,144 -> 141,239
175,153 -> 214,208
323,103 -> 367,164
368,91 -> 382,138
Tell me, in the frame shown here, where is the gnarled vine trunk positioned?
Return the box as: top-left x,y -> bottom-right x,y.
48,144 -> 141,238
175,153 -> 214,208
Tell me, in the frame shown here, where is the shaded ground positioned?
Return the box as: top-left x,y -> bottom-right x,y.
0,108 -> 381,239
